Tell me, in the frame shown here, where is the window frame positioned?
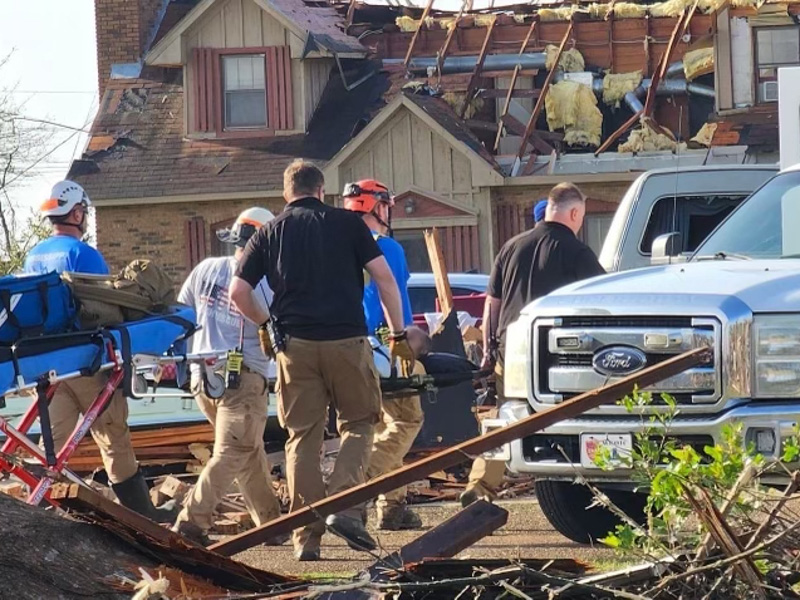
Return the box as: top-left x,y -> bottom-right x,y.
637,193 -> 748,256
191,46 -> 294,139
753,26 -> 800,104
221,52 -> 268,131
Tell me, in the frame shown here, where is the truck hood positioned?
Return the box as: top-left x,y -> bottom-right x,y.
524,260 -> 800,316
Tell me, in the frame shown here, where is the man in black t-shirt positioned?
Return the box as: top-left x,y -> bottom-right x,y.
461,182 -> 605,507
230,160 -> 414,561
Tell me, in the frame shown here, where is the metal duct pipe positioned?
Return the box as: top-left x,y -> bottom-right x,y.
665,60 -> 685,79
385,53 -> 547,75
687,82 -> 716,98
623,91 -> 644,113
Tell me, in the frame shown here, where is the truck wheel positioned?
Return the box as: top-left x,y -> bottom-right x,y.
535,480 -> 646,544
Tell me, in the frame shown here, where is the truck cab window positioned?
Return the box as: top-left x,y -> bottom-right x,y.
639,195 -> 745,255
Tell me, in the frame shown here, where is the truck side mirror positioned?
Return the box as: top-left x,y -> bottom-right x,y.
651,232 -> 684,265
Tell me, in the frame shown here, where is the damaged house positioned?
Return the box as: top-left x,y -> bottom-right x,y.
70,0 -> 786,279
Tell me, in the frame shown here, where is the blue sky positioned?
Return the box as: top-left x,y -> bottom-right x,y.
0,1 -> 98,213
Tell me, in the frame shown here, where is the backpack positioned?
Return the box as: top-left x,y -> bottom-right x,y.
113,260 -> 176,320
64,260 -> 176,329
0,271 -> 77,344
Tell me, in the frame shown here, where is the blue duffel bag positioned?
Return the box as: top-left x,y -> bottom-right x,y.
0,271 -> 78,345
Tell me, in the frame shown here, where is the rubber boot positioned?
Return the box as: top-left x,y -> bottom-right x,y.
111,469 -> 180,524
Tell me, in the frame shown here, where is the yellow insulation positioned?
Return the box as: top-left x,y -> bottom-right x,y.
619,124 -> 686,153
395,16 -> 418,31
602,71 -> 642,107
545,45 -> 586,72
683,47 -> 715,80
513,14 -> 527,23
588,3 -> 611,18
441,92 -> 484,120
649,0 -> 693,17
545,80 -> 603,147
539,6 -> 579,21
474,14 -> 496,27
613,3 -> 648,18
690,122 -> 718,147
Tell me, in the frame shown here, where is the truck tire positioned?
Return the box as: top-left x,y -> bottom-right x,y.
535,480 -> 647,544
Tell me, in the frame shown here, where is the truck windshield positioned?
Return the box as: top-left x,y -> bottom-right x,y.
693,171 -> 800,260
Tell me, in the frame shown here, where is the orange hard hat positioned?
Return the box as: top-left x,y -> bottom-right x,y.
342,180 -> 394,215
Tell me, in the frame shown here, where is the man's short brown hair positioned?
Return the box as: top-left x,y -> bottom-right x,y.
283,159 -> 324,198
548,182 -> 586,207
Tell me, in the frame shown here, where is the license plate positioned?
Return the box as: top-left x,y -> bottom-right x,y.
580,433 -> 633,469
481,418 -> 511,461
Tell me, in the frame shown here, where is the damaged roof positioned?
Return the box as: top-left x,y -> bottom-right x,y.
69,67 -> 389,201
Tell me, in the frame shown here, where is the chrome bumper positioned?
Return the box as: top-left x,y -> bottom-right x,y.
499,399 -> 800,483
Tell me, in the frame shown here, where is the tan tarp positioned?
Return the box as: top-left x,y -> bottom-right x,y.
545,45 -> 585,72
546,80 -> 603,147
683,47 -> 714,80
603,71 -> 643,107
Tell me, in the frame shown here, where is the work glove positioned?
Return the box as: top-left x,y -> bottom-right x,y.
389,330 -> 416,376
259,323 -> 275,360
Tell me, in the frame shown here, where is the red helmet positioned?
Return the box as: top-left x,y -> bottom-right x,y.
342,180 -> 394,215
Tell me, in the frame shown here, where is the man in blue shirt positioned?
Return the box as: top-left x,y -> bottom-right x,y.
25,181 -> 109,275
342,179 -> 423,531
24,180 -> 174,523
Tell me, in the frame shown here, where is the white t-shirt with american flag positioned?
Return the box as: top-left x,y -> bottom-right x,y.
178,256 -> 275,379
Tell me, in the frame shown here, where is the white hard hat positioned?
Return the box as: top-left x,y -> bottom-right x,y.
40,180 -> 91,218
217,207 -> 275,247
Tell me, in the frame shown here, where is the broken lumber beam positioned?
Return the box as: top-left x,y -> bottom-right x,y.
210,347 -> 709,556
403,0 -> 435,68
515,20 -> 574,163
459,17 -> 496,119
424,228 -> 454,316
479,88 -> 542,99
494,18 -> 538,151
321,500 -> 509,599
50,483 -> 292,591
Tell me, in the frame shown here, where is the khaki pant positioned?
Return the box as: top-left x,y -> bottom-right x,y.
466,362 -> 506,497
366,362 -> 425,511
48,375 -> 138,484
276,336 -> 380,552
175,370 -> 281,532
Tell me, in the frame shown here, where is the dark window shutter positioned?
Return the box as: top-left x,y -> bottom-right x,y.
191,48 -> 216,133
185,216 -> 207,270
266,46 -> 294,130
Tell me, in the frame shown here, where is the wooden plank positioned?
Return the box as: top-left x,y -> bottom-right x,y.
210,347 -> 709,556
50,483 -> 290,590
643,12 -> 685,117
436,0 -> 468,74
470,225 -> 480,270
454,226 -> 464,272
459,17 -> 496,119
479,88 -> 541,99
494,19 -> 537,151
424,227 -> 454,316
594,108 -> 643,156
324,501 -> 508,600
515,20 -> 574,162
403,0 -> 435,67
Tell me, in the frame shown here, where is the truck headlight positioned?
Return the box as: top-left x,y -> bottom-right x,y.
503,318 -> 531,399
755,315 -> 800,397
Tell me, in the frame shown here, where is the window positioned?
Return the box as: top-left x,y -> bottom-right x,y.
639,195 -> 746,255
191,46 -> 294,135
222,54 -> 267,129
755,27 -> 800,102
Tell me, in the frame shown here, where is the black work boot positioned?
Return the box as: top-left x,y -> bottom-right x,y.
111,469 -> 180,524
325,513 -> 377,552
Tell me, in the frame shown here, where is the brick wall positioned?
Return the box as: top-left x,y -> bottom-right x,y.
95,198 -> 286,286
491,181 -> 632,250
94,0 -> 164,97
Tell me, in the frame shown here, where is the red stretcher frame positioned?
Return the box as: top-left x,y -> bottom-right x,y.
0,340 -> 124,507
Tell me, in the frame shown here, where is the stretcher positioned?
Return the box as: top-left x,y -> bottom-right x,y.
0,305 -> 206,507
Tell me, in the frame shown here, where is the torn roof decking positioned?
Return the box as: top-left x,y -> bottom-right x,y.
370,16 -> 715,75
